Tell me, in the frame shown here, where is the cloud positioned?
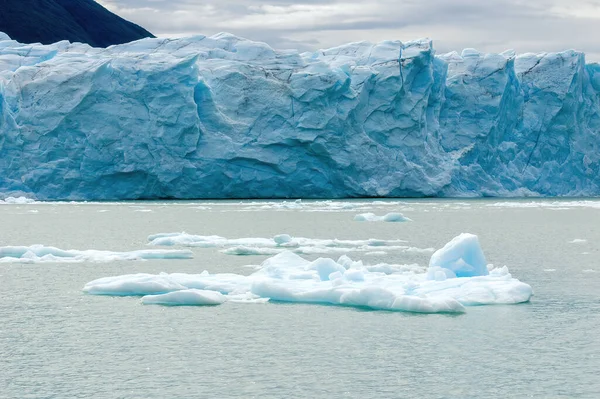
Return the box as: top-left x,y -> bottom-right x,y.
97,0 -> 600,61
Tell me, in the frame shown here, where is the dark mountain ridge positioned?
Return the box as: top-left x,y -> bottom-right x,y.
0,0 -> 154,47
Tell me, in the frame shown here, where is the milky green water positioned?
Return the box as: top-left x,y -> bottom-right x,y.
0,199 -> 599,398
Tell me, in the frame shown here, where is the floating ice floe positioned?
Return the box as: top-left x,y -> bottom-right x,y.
0,245 -> 193,263
147,232 -> 431,256
568,239 -> 587,244
84,233 -> 533,313
354,212 -> 412,222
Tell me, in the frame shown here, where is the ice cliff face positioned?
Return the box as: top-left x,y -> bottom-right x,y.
0,32 -> 598,200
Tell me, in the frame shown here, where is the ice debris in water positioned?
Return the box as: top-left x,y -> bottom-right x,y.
0,245 -> 193,263
147,232 -> 430,256
354,213 -> 412,222
84,233 -> 533,313
568,239 -> 587,244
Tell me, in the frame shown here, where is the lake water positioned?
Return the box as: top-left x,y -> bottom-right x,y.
1,199 -> 599,398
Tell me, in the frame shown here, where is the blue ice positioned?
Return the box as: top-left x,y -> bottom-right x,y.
1,33 -> 599,199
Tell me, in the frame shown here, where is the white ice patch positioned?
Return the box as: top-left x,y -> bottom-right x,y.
0,196 -> 37,204
569,239 -> 587,244
147,232 -> 427,255
0,245 -> 193,263
85,234 -> 533,313
354,212 -> 412,222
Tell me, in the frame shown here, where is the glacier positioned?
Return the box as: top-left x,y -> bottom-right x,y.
83,233 -> 533,313
0,32 -> 599,200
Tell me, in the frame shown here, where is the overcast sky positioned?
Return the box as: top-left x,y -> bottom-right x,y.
98,0 -> 600,62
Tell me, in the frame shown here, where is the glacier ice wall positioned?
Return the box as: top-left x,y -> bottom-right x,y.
0,32 -> 599,200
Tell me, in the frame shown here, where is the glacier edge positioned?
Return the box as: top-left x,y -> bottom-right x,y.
0,32 -> 599,200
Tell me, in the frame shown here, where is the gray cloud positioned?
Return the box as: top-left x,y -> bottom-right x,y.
98,0 -> 600,61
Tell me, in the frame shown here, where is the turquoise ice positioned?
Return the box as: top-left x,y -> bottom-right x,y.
1,32 -> 599,199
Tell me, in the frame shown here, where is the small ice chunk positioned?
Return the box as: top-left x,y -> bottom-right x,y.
428,233 -> 489,278
569,239 -> 587,244
273,234 -> 293,245
382,213 -> 412,222
142,289 -> 226,306
354,213 -> 380,221
354,212 -> 411,222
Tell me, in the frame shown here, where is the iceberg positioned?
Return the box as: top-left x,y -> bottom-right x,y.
0,33 -> 599,200
428,233 -> 489,278
0,245 -> 193,263
84,233 -> 533,313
